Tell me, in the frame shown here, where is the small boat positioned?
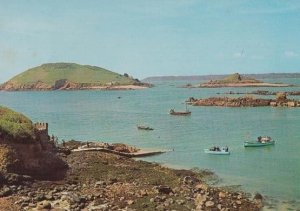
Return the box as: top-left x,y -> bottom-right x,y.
244,136 -> 275,147
169,103 -> 191,116
169,109 -> 191,115
137,125 -> 154,131
204,146 -> 230,155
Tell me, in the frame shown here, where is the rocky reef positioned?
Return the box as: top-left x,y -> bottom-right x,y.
218,90 -> 300,96
187,93 -> 300,107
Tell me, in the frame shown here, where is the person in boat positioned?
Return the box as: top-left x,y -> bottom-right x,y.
210,146 -> 216,151
169,109 -> 174,113
224,146 -> 228,152
257,136 -> 262,142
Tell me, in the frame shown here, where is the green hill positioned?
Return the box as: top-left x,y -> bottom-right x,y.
213,73 -> 261,84
0,106 -> 35,142
1,63 -> 146,90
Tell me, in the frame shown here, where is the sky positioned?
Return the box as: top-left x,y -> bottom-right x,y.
1,0 -> 300,82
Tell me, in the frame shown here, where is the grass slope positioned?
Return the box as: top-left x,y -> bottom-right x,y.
8,63 -> 137,86
0,106 -> 35,142
213,73 -> 261,84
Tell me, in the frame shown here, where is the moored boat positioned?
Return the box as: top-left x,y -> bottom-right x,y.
169,109 -> 191,116
244,136 -> 275,147
204,146 -> 230,155
137,125 -> 154,130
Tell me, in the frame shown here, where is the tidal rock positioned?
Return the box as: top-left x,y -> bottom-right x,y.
176,199 -> 185,205
205,200 -> 214,207
154,185 -> 173,194
195,183 -> 208,192
127,200 -> 134,205
254,193 -> 263,200
195,194 -> 207,206
218,191 -> 226,198
37,200 -> 52,209
0,186 -> 12,197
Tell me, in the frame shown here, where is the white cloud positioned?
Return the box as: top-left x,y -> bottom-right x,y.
284,51 -> 299,58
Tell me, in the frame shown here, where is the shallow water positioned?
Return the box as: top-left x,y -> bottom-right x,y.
1,78 -> 300,208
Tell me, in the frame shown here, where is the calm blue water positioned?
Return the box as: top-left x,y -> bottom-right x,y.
1,78 -> 300,209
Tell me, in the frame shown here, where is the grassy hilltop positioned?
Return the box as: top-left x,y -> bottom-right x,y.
0,106 -> 35,142
1,63 -> 146,90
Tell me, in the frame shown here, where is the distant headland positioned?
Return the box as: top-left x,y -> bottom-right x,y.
0,63 -> 152,91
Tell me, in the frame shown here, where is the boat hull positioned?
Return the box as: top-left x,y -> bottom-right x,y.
244,140 -> 275,147
204,149 -> 230,155
137,126 -> 154,130
169,111 -> 191,115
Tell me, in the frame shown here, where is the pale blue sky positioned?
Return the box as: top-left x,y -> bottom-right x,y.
1,0 -> 300,82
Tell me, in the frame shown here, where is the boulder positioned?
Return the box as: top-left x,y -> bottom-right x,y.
154,185 -> 173,194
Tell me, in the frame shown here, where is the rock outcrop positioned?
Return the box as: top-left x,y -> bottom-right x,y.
187,95 -> 300,107
0,106 -> 67,182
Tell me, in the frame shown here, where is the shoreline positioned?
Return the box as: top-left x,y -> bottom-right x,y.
0,84 -> 150,91
0,142 -> 262,210
81,85 -> 149,90
146,154 -> 300,210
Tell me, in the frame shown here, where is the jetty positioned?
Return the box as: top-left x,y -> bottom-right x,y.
69,141 -> 170,158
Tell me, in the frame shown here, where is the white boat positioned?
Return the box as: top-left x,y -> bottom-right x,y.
204,146 -> 230,155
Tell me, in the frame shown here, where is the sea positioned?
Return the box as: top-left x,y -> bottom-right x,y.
1,78 -> 300,210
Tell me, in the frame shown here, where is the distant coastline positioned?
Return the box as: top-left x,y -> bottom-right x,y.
143,73 -> 300,82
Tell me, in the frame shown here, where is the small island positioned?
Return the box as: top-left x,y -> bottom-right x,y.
184,73 -> 292,88
0,63 -> 151,91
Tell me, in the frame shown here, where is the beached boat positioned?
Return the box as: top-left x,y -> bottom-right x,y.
244,136 -> 275,147
204,146 -> 230,155
137,125 -> 154,130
